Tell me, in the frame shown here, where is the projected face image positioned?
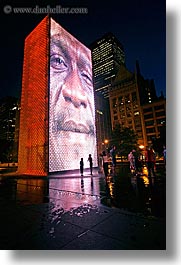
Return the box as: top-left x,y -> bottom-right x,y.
49,19 -> 97,172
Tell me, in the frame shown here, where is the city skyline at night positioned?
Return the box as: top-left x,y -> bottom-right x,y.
0,0 -> 166,100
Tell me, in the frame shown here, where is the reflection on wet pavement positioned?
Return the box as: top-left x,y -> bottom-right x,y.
0,175 -> 104,243
37,203 -> 101,240
49,176 -> 101,211
13,176 -> 101,212
104,164 -> 166,218
0,164 -> 166,219
0,164 -> 166,250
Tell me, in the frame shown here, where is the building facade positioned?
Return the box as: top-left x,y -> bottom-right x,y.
95,93 -> 112,155
90,32 -> 125,98
109,62 -> 166,149
0,96 -> 19,163
142,99 -> 166,147
0,97 -> 18,141
90,33 -> 125,154
109,64 -> 145,146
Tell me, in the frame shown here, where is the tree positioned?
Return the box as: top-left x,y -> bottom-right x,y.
111,125 -> 139,157
0,139 -> 12,163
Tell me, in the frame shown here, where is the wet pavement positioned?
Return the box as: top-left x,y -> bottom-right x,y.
0,163 -> 166,250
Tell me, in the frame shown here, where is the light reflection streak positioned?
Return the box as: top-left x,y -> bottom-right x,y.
142,165 -> 148,176
49,177 -> 101,211
141,175 -> 150,187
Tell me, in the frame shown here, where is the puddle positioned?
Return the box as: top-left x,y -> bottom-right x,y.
0,164 -> 166,218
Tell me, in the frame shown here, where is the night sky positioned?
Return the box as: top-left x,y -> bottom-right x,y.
0,0 -> 166,99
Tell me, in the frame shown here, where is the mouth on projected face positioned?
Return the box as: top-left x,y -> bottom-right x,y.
52,119 -> 95,135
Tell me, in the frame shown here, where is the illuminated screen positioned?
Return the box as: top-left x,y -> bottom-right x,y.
49,19 -> 97,172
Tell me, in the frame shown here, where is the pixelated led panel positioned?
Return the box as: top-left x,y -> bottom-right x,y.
18,16 -> 49,175
49,18 -> 97,172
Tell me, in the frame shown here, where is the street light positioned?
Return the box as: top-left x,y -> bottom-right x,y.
139,145 -> 144,150
104,139 -> 109,145
104,139 -> 109,150
139,145 -> 145,161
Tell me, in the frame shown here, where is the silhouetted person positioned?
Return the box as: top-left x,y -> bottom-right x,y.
132,149 -> 141,173
102,151 -> 109,177
110,145 -> 116,173
87,154 -> 93,175
145,146 -> 156,177
98,153 -> 103,173
128,151 -> 135,171
80,158 -> 84,176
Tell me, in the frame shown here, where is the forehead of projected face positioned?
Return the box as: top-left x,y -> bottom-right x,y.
50,19 -> 93,101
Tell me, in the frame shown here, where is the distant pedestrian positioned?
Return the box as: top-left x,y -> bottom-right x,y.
145,146 -> 156,177
132,149 -> 142,173
80,158 -> 84,176
128,151 -> 135,171
102,151 -> 109,177
98,153 -> 103,173
110,145 -> 116,173
87,154 -> 93,175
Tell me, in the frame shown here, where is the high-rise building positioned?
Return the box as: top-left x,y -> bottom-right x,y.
0,96 -> 18,141
109,64 -> 145,146
90,32 -> 125,153
142,99 -> 166,147
135,60 -> 158,105
13,99 -> 20,162
0,96 -> 19,163
90,32 -> 125,98
18,16 -> 97,176
95,93 -> 112,156
109,62 -> 165,148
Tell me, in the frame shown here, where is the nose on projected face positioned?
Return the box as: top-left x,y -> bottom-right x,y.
61,71 -> 88,109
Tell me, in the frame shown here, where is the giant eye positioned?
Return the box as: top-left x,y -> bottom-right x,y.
81,71 -> 93,87
50,54 -> 68,71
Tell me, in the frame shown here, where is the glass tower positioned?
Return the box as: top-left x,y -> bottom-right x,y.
90,32 -> 125,98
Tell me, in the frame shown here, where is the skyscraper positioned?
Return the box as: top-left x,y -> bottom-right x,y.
0,96 -> 18,141
90,33 -> 125,153
0,96 -> 19,163
90,32 -> 125,98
